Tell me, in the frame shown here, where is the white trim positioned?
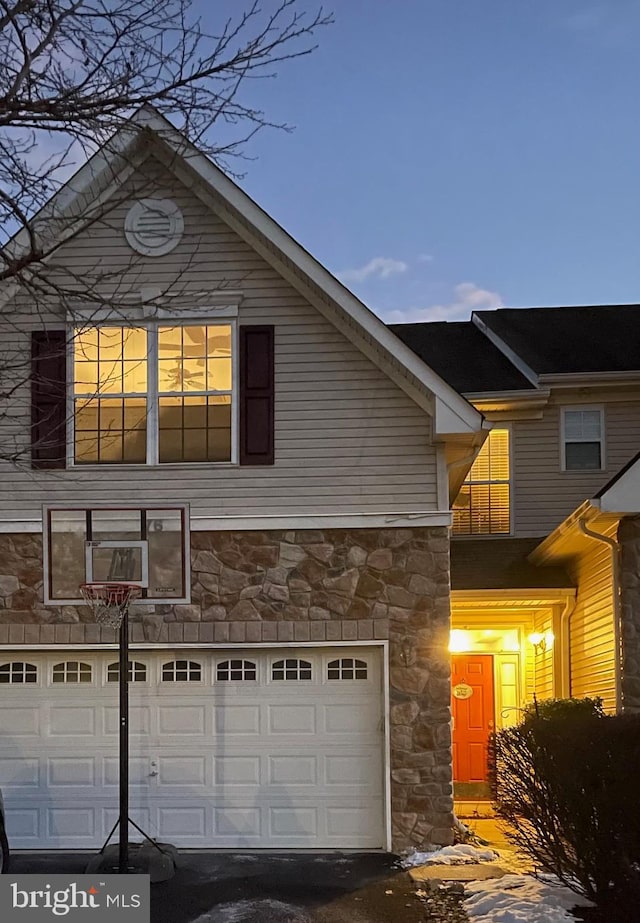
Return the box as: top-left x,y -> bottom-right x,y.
68,319 -> 235,467
435,444 -> 449,514
382,641 -> 392,852
0,640 -> 388,650
471,313 -> 539,387
0,639 -> 392,851
560,405 -> 605,472
127,108 -> 483,436
0,509 -> 453,534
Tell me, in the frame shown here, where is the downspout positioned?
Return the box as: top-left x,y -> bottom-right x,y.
557,596 -> 576,699
577,518 -> 623,714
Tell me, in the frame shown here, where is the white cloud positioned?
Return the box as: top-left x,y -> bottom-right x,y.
417,253 -> 434,264
338,256 -> 408,284
382,282 -> 503,324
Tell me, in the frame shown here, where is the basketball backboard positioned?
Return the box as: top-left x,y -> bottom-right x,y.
43,504 -> 190,605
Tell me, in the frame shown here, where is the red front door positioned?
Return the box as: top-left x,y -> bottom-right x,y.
451,654 -> 495,784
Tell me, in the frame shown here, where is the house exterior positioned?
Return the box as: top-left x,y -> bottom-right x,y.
0,109 -> 487,853
393,305 -> 640,799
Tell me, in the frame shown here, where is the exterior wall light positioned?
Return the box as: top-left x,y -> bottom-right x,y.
528,631 -> 554,656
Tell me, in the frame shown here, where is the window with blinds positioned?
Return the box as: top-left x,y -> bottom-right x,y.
453,429 -> 510,535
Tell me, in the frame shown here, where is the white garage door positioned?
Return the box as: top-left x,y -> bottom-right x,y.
0,647 -> 386,850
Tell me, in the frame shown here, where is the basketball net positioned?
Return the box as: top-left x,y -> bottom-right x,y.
79,583 -> 140,630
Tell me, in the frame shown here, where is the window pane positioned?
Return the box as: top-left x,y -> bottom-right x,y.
565,442 -> 601,470
184,398 -> 207,428
208,359 -> 232,391
183,429 -> 207,461
75,362 -> 97,393
452,429 -> 511,535
123,328 -> 147,361
75,398 -> 146,465
564,410 -> 602,442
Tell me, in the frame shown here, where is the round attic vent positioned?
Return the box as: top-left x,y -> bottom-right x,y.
124,198 -> 184,256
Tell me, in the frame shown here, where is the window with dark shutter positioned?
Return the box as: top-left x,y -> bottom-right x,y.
31,330 -> 67,469
239,325 -> 274,465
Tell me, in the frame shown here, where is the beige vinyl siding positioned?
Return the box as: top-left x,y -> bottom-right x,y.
513,397 -> 640,537
531,609 -> 554,702
0,158 -> 438,520
567,535 -> 616,713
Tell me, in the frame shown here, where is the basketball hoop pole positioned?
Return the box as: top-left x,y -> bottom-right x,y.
119,605 -> 129,875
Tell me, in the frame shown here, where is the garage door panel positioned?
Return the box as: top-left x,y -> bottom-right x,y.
214,806 -> 261,838
104,756 -> 149,787
267,704 -> 316,734
0,707 -> 39,736
214,705 -> 260,735
157,755 -> 208,787
48,706 -> 95,737
158,705 -> 206,735
0,757 -> 40,789
214,756 -> 260,787
323,703 -> 378,734
268,755 -> 317,786
325,754 -> 379,787
103,806 -> 151,837
269,806 -> 318,838
47,756 -> 96,788
0,647 -> 386,849
158,806 -> 207,838
47,807 -> 95,839
5,808 -> 40,840
104,705 -> 151,735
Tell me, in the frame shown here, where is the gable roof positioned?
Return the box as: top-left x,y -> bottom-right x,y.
475,304 -> 640,377
389,304 -> 640,396
390,321 -> 532,393
16,106 -> 482,440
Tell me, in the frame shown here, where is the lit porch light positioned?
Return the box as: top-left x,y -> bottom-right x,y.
449,629 -> 470,653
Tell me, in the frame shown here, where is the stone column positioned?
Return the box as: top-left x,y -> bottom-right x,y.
618,516 -> 640,712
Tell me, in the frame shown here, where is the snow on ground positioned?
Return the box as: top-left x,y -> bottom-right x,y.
401,843 -> 500,867
463,873 -> 594,923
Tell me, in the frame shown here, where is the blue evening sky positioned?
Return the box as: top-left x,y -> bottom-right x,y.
205,1 -> 640,323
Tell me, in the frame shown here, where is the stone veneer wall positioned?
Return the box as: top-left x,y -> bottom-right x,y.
0,526 -> 453,850
618,516 -> 640,711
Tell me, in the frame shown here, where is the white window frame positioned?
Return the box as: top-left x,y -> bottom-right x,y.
452,424 -> 513,536
560,406 -> 605,472
67,312 -> 238,468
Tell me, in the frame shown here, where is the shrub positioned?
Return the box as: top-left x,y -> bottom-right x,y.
492,698 -> 640,909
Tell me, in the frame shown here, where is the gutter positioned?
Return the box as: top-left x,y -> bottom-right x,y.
577,518 -> 623,714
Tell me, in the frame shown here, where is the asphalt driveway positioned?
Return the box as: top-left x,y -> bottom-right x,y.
10,852 -> 439,923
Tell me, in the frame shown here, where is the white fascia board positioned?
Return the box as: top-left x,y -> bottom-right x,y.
471,313 -> 539,387
0,510 -> 452,533
132,108 -> 482,437
597,462 -> 640,514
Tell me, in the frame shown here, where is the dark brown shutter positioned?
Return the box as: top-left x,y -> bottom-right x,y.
239,325 -> 274,465
31,330 -> 67,469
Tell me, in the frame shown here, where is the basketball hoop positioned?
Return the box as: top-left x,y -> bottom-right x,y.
80,582 -> 140,630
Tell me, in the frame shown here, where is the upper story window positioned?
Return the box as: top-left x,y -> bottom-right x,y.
453,428 -> 510,535
73,324 -> 233,465
561,408 -> 604,471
